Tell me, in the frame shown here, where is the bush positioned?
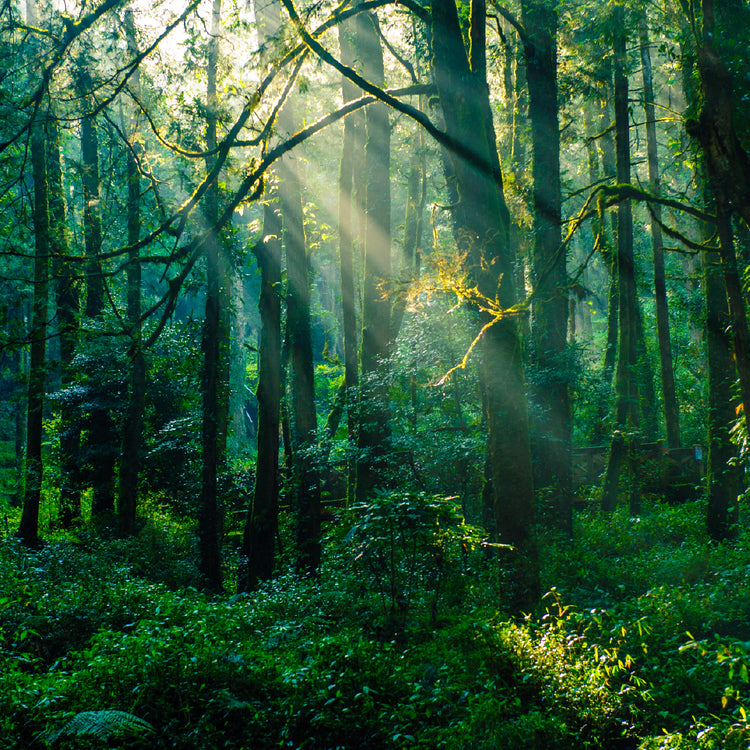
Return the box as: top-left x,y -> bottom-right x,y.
342,491 -> 485,626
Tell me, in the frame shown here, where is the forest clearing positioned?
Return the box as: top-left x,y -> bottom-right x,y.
1,0 -> 750,745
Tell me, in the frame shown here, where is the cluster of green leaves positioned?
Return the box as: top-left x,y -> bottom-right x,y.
538,502 -> 750,747
2,494 -> 750,748
342,491 -> 486,626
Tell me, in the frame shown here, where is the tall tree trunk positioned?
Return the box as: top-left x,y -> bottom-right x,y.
595,65 -> 620,383
703,240 -> 740,541
431,0 -> 537,609
687,0 -> 750,439
278,96 -> 321,576
199,0 -> 225,591
521,0 -> 571,530
601,7 -> 639,512
634,297 -> 658,441
47,116 -> 82,528
118,8 -> 146,536
355,10 -> 392,503
583,101 -> 618,418
13,334 -> 27,508
390,128 -> 425,341
18,33 -> 50,546
239,205 -> 282,591
640,20 -> 679,449
79,69 -> 105,322
78,61 -> 116,518
337,18 -> 360,504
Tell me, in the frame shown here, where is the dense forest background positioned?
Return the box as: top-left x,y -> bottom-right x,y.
2,0 -> 750,746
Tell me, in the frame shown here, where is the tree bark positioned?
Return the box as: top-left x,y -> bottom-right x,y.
355,10 -> 392,503
703,243 -> 740,540
118,8 -> 146,536
601,7 -> 639,512
431,0 -> 538,609
640,19 -> 679,449
337,18 -> 360,505
278,96 -> 322,576
687,0 -> 750,440
199,0 -> 226,591
239,205 -> 282,591
47,116 -> 82,528
595,64 -> 620,383
521,0 -> 571,529
18,44 -> 50,547
77,60 -> 116,519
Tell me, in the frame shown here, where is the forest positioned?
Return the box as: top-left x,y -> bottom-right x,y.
1,0 -> 750,745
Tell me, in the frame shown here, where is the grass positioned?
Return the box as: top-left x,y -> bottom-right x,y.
0,494 -> 748,748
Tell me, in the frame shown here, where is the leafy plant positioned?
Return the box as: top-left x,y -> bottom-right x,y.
344,491 -> 485,625
40,710 -> 155,746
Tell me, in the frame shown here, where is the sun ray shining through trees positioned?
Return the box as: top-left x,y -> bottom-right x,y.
2,0 -> 750,744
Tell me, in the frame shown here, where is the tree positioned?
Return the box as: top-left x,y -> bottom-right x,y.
639,18 -> 679,450
355,9 -> 393,503
685,0 -> 750,441
118,8 -> 146,537
47,115 -> 82,529
198,0 -> 227,591
278,90 -> 322,576
17,93 -> 50,549
77,52 -> 117,519
239,205 -> 283,591
520,0 -> 571,528
431,0 -> 538,608
703,241 -> 740,541
600,6 -> 641,514
336,17 -> 360,503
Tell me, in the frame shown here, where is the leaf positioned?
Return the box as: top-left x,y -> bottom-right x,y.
44,710 -> 155,744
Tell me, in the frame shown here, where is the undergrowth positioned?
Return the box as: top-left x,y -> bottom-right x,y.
0,496 -> 748,748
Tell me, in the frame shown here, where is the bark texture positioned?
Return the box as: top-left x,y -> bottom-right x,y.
355,10 -> 392,503
239,205 -> 282,590
521,0 -> 571,529
199,0 -> 226,591
431,0 -> 538,609
640,20 -> 679,449
18,111 -> 50,548
118,8 -> 146,536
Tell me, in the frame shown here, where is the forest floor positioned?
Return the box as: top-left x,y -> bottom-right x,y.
1,494 -> 749,749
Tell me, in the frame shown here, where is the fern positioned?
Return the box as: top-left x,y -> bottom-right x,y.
43,709 -> 155,745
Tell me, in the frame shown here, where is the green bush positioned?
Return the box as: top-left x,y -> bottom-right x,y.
343,491 -> 485,626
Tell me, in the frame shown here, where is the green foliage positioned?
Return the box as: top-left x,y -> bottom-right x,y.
41,710 -> 155,746
2,494 -> 750,748
344,491 -> 485,625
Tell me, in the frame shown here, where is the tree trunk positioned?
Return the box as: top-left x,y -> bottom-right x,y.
337,18 -> 360,505
355,10 -> 392,503
640,20 -> 680,449
278,96 -> 321,576
521,0 -> 571,530
47,116 -> 82,528
78,61 -> 116,519
79,68 -> 105,322
199,0 -> 226,591
703,243 -> 740,540
583,102 -> 618,394
239,205 -> 282,591
18,105 -> 50,548
431,0 -> 537,609
687,0 -> 750,440
118,8 -> 146,536
601,7 -> 639,512
595,65 -> 620,383
13,333 -> 27,508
